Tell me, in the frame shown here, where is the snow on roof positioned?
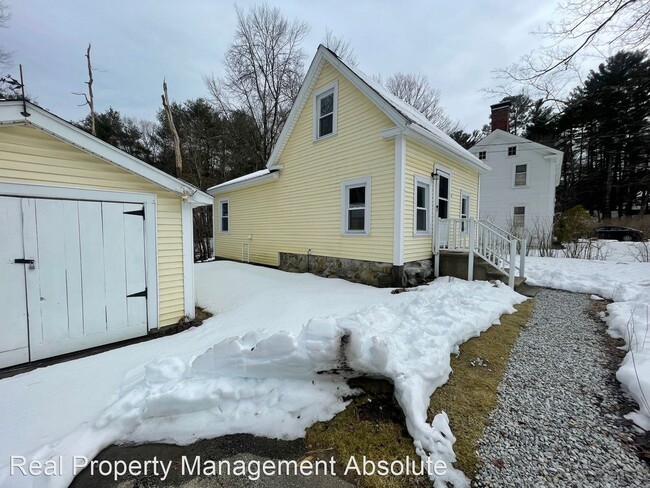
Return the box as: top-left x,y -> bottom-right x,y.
207,169 -> 271,192
327,47 -> 487,170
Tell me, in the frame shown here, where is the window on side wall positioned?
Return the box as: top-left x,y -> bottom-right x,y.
507,145 -> 517,156
478,151 -> 486,160
342,178 -> 370,235
414,176 -> 431,234
513,206 -> 525,230
514,164 -> 527,187
314,82 -> 338,140
219,199 -> 229,233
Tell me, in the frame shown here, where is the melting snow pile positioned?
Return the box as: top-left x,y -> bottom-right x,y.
0,264 -> 524,488
525,249 -> 650,431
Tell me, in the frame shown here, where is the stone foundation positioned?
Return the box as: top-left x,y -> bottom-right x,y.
278,252 -> 434,288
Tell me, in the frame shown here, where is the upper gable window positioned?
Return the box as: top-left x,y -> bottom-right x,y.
507,145 -> 517,156
478,151 -> 486,160
314,81 -> 338,140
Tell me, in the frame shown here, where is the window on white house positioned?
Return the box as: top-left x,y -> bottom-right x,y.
513,206 -> 525,229
343,178 -> 370,234
219,199 -> 229,233
507,145 -> 517,156
478,151 -> 486,160
514,164 -> 527,186
415,177 -> 431,234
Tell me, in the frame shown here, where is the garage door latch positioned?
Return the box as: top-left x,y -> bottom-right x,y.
127,288 -> 147,298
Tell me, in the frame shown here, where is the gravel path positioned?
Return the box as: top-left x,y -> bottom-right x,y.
474,289 -> 650,487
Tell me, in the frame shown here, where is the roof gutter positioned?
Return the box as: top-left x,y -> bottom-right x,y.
208,171 -> 280,196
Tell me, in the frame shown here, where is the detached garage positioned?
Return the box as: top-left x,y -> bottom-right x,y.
0,101 -> 212,368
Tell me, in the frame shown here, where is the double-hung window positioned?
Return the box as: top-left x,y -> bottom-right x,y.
219,199 -> 229,233
513,206 -> 525,230
514,164 -> 527,187
414,176 -> 431,234
342,177 -> 370,235
314,81 -> 338,139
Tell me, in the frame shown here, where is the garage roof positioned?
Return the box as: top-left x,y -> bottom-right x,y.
0,100 -> 212,206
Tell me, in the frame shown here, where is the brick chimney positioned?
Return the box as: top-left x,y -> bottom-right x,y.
490,101 -> 511,132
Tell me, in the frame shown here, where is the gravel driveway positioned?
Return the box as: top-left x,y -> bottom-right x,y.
474,289 -> 649,487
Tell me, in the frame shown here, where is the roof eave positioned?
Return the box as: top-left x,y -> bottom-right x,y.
208,171 -> 280,195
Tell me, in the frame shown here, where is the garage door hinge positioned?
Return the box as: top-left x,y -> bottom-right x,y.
127,288 -> 147,298
124,208 -> 145,219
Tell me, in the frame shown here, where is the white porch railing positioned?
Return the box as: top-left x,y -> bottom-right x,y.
435,218 -> 526,288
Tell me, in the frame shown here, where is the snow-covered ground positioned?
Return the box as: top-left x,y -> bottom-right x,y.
524,241 -> 650,431
0,261 -> 524,488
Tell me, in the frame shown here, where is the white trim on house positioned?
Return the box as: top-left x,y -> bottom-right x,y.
506,144 -> 518,157
434,164 -> 452,219
0,181 -> 160,329
208,170 -> 280,195
313,80 -> 338,141
413,174 -> 433,236
218,198 -> 230,234
0,101 -> 212,207
460,191 -> 471,219
393,134 -> 406,265
512,204 -> 526,231
181,201 -> 195,319
341,176 -> 371,236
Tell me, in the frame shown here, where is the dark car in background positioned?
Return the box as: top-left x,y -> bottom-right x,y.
595,225 -> 644,241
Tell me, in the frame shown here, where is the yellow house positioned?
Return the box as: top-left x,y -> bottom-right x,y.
209,45 -> 495,287
0,101 -> 212,368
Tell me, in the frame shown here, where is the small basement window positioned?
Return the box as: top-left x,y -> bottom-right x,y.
507,145 -> 517,156
342,178 -> 370,235
513,206 -> 525,230
514,164 -> 527,186
414,176 -> 431,234
478,151 -> 486,160
314,82 -> 338,139
219,199 -> 229,233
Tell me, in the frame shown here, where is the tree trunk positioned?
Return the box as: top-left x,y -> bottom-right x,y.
162,79 -> 183,177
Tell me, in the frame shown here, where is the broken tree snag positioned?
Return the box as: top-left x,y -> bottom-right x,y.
72,43 -> 96,136
162,79 -> 183,177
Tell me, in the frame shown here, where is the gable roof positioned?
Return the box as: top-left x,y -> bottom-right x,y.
267,45 -> 489,174
470,129 -> 564,158
0,100 -> 212,206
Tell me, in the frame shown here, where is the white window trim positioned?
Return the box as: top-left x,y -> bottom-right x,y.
413,174 -> 432,236
506,144 -> 518,157
218,198 -> 230,234
477,150 -> 487,161
460,191 -> 471,219
313,80 -> 338,141
512,162 -> 528,188
512,204 -> 526,229
341,177 -> 371,236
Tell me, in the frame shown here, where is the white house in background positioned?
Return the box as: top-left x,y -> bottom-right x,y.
470,102 -> 564,238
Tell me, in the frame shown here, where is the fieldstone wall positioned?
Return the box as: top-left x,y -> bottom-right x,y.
279,252 -> 393,287
279,253 -> 435,288
403,259 -> 434,286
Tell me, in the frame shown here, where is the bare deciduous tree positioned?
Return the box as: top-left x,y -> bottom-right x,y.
384,73 -> 459,133
73,44 -> 96,135
0,2 -> 12,69
493,0 -> 650,102
162,79 -> 183,176
323,29 -> 357,66
205,3 -> 308,167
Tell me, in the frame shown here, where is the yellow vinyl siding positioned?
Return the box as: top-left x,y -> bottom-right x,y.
0,125 -> 184,326
215,61 -> 396,266
404,139 -> 480,262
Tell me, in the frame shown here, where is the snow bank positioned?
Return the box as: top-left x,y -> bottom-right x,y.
525,253 -> 650,430
0,263 -> 524,488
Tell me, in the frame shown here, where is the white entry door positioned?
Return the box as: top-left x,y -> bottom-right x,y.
0,196 -> 148,368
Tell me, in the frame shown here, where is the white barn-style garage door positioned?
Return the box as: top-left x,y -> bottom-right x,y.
0,191 -> 154,368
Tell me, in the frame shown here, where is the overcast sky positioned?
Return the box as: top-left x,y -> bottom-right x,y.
2,0 -> 560,130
